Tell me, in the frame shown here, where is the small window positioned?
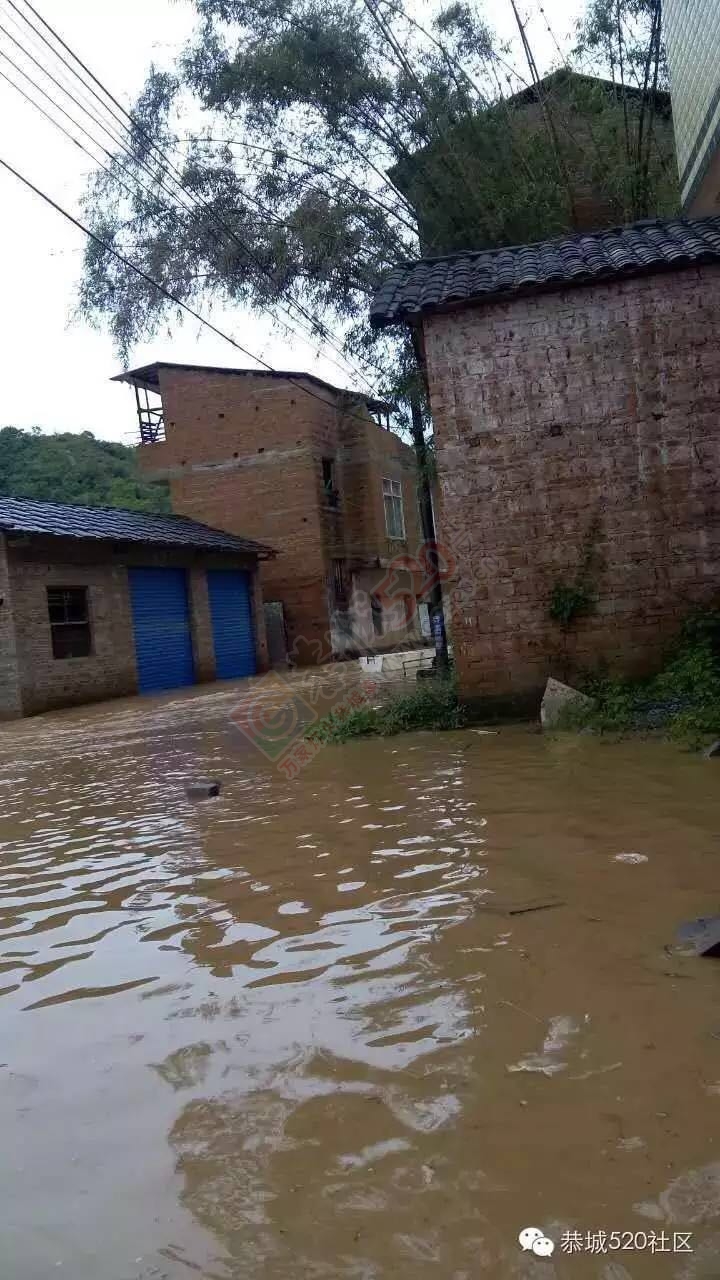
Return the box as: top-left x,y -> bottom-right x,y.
322,457 -> 339,508
47,587 -> 92,659
383,477 -> 405,540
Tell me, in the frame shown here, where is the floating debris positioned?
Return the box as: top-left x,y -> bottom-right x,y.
507,1015 -> 584,1076
185,780 -> 221,800
481,896 -> 565,916
617,1136 -> 646,1151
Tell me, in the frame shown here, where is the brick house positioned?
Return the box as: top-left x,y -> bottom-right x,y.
371,216 -> 720,715
0,496 -> 273,719
117,362 -> 426,665
389,70 -> 676,255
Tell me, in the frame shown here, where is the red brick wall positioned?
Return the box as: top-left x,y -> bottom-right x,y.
423,264 -> 720,714
138,369 -> 421,663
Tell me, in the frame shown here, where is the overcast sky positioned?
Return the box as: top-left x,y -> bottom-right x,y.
0,0 -> 583,444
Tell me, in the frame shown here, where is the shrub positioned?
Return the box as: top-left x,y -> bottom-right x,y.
306,676 -> 464,744
551,608 -> 720,746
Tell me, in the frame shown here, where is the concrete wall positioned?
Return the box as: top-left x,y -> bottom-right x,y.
136,368 -> 422,664
423,263 -> 720,714
2,537 -> 266,719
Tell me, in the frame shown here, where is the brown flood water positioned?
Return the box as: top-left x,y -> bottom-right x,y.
2,675 -> 720,1279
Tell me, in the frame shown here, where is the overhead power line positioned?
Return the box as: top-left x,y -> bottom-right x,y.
0,154 -> 391,432
0,46 -> 377,391
0,34 -> 377,391
1,0 -> 382,395
4,0 -> 408,264
0,64 -> 177,214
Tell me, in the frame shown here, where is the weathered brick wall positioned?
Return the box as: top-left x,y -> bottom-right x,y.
424,264 -> 720,713
338,416 -> 421,562
0,536 -> 22,718
141,369 -> 337,661
9,542 -> 138,716
137,368 -> 421,663
5,539 -> 266,717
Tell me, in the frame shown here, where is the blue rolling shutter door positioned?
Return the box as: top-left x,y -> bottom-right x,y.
129,567 -> 196,693
207,569 -> 256,679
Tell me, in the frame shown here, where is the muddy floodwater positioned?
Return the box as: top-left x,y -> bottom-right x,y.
2,676 -> 720,1279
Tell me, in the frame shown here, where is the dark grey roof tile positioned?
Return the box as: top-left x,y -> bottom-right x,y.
0,497 -> 275,557
370,216 -> 720,326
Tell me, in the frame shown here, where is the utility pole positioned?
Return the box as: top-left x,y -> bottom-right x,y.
408,384 -> 450,672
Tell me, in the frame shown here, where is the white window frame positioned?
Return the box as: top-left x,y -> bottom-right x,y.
382,477 -> 406,540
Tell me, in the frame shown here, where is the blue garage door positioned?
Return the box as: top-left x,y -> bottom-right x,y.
129,567 -> 195,693
207,569 -> 256,679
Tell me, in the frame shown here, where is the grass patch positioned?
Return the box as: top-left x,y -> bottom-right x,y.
306,675 -> 464,744
554,609 -> 720,747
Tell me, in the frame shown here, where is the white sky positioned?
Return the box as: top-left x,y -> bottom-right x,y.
0,0 -> 582,444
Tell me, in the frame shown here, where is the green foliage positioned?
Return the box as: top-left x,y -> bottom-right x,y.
548,515 -> 602,627
306,675 -> 464,744
548,582 -> 595,628
77,0 -> 677,393
551,609 -> 720,746
0,426 -> 170,513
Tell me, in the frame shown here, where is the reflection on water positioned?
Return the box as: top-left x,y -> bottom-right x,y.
2,681 -> 720,1278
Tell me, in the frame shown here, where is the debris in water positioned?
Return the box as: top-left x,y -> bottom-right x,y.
658,1161 -> 720,1224
569,1062 -> 622,1081
482,896 -> 565,916
613,852 -> 648,864
507,1055 -> 566,1077
507,1015 -> 584,1076
704,739 -> 720,759
633,1200 -> 665,1222
185,780 -> 221,800
508,899 -> 565,916
675,916 -> 720,958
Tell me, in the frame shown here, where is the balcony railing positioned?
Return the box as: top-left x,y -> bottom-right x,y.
134,385 -> 165,444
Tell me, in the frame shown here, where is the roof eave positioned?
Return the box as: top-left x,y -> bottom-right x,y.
111,366 -> 160,392
371,253 -> 720,328
0,522 -> 276,560
111,361 -> 388,414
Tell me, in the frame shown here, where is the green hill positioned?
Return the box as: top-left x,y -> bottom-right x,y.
0,426 -> 170,512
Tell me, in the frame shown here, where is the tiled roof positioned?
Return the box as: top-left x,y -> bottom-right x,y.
370,216 -> 720,326
0,496 -> 275,557
113,361 -> 392,414
506,68 -> 671,114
